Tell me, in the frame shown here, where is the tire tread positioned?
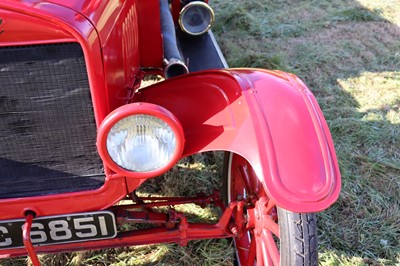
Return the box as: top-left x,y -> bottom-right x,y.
279,209 -> 318,266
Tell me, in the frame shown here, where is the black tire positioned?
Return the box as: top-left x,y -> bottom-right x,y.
278,208 -> 318,266
223,152 -> 318,266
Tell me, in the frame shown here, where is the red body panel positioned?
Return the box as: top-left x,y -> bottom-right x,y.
0,8 -> 74,46
133,69 -> 341,212
0,177 -> 128,220
45,0 -> 163,69
135,0 -> 163,68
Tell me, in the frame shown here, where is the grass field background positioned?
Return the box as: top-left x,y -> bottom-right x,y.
2,0 -> 399,265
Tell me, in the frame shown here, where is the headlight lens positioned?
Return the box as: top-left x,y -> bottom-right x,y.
106,114 -> 177,172
179,1 -> 214,36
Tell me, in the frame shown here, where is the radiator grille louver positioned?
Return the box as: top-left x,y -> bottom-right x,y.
0,43 -> 105,199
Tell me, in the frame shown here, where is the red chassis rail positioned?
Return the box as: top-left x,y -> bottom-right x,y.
0,192 -> 240,259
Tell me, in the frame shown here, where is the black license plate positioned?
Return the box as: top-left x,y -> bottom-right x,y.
0,211 -> 116,249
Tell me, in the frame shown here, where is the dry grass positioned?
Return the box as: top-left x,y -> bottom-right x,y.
2,0 -> 400,265
210,0 -> 399,264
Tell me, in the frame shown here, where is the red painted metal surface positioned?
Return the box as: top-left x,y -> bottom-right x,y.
133,69 -> 341,212
0,199 -> 238,258
224,151 -> 281,265
95,0 -> 142,112
22,214 -> 41,266
0,177 -> 127,219
136,0 -> 163,68
44,0 -> 163,69
113,191 -> 224,211
1,224 -> 233,258
0,8 -> 74,46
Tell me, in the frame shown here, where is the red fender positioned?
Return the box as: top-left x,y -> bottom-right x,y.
134,69 -> 341,212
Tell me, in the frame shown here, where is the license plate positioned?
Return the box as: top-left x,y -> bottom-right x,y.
0,211 -> 116,250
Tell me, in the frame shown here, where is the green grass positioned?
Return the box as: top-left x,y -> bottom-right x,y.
2,0 -> 399,265
211,0 -> 400,264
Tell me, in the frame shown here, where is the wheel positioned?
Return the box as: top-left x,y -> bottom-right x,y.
223,152 -> 318,266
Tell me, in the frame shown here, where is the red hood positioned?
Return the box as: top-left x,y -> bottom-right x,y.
46,0 -> 125,44
0,0 -> 126,46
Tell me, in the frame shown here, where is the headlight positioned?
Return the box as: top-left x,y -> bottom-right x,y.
179,1 -> 214,36
97,103 -> 184,178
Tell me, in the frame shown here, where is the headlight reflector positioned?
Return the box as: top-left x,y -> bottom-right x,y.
179,1 -> 214,36
97,103 -> 184,177
107,115 -> 176,172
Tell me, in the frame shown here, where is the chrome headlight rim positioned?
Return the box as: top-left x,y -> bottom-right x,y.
179,1 -> 215,36
97,102 -> 185,178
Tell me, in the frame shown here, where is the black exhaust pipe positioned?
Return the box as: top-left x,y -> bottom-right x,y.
160,0 -> 189,79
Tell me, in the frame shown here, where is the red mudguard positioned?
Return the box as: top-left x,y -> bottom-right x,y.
134,69 -> 341,213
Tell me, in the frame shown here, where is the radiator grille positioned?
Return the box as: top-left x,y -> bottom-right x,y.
0,43 -> 105,199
